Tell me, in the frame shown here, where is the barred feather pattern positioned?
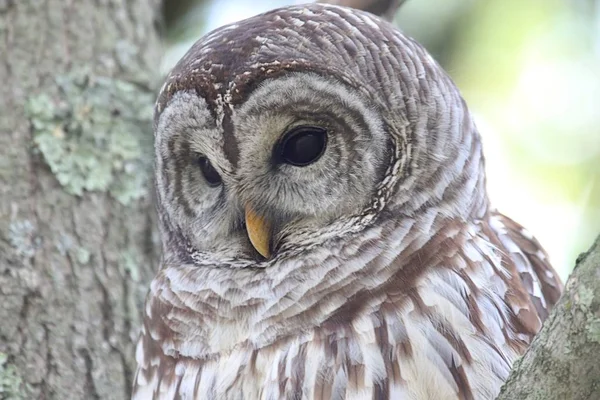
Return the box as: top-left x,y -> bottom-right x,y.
133,211 -> 561,400
133,4 -> 562,399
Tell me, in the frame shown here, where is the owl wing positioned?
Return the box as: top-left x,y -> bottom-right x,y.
132,270 -> 183,400
489,211 -> 563,322
131,303 -> 165,400
389,214 -> 563,399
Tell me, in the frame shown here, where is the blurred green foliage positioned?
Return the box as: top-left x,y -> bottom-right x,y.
161,0 -> 600,279
441,0 -> 600,278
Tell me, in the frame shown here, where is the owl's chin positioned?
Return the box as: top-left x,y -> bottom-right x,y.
189,216 -> 306,266
244,243 -> 268,262
196,232 -> 273,266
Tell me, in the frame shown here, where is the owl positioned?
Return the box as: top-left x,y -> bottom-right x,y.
132,4 -> 563,400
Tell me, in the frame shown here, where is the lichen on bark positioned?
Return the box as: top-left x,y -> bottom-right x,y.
0,353 -> 30,400
25,72 -> 154,206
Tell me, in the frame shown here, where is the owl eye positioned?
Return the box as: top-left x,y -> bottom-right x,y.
196,156 -> 222,187
277,126 -> 328,167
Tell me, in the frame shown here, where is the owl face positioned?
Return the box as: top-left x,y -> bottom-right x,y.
154,4 -> 485,264
155,73 -> 389,260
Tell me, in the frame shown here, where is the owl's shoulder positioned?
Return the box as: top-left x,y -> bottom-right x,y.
487,211 -> 563,322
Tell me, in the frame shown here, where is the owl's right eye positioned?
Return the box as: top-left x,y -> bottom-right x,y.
196,156 -> 222,187
276,125 -> 328,167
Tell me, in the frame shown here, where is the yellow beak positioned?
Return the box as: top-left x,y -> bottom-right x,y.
245,205 -> 272,258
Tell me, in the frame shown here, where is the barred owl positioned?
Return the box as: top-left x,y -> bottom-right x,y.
133,4 -> 562,399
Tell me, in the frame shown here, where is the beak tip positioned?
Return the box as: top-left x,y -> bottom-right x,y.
258,248 -> 271,259
245,205 -> 272,260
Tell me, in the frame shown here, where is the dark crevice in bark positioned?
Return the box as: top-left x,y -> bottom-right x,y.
59,0 -> 73,69
119,345 -> 134,400
80,348 -> 101,400
42,324 -> 52,400
119,288 -> 135,400
98,273 -> 116,344
16,289 -> 39,348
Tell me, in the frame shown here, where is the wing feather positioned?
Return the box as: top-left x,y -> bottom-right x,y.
489,212 -> 563,322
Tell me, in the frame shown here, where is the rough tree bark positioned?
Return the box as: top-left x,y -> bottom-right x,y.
0,1 -> 160,399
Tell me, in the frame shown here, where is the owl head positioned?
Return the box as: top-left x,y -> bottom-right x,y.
153,4 -> 487,265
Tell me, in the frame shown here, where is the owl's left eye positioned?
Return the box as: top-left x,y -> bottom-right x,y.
196,156 -> 222,187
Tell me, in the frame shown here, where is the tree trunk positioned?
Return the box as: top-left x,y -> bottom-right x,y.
497,234 -> 600,400
0,1 -> 161,399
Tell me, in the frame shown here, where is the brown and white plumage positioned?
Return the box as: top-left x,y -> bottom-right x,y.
133,4 -> 562,399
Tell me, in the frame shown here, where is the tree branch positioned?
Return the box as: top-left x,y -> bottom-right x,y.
497,235 -> 600,399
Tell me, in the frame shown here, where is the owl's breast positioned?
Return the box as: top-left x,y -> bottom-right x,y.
134,266 -> 521,400
134,215 -> 554,399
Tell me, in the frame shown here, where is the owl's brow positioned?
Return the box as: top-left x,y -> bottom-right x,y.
221,111 -> 240,168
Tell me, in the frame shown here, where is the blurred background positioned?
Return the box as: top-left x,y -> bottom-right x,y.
160,0 -> 600,280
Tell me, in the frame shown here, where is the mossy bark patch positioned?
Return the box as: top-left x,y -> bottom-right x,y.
26,72 -> 154,205
0,353 -> 30,400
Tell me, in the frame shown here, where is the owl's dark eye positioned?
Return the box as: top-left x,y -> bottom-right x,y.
196,156 -> 222,187
277,126 -> 327,167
